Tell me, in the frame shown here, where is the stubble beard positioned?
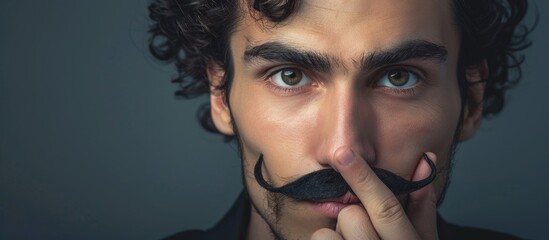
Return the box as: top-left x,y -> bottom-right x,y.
231,120 -> 297,240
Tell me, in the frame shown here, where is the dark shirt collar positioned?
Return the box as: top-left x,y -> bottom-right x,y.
204,191 -> 250,240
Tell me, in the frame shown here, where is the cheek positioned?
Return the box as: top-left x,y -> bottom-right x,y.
228,75 -> 317,172
372,84 -> 462,174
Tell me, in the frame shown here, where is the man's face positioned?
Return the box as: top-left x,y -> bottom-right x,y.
211,0 -> 476,238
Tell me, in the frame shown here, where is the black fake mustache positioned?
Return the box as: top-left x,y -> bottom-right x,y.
254,154 -> 436,201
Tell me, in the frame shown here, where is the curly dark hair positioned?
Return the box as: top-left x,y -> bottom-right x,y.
148,0 -> 533,139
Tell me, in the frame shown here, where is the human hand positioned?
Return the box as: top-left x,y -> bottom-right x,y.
311,147 -> 439,240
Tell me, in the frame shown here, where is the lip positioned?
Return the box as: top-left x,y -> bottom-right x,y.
309,192 -> 361,218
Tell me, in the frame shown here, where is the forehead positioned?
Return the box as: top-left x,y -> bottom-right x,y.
232,0 -> 458,65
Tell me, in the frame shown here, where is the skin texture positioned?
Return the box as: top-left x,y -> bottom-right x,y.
208,0 -> 486,239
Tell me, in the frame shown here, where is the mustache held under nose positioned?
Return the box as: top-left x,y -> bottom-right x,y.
254,154 -> 436,201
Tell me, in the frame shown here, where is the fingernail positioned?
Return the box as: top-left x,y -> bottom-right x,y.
338,149 -> 355,166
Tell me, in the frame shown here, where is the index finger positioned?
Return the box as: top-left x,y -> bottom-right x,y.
332,147 -> 421,239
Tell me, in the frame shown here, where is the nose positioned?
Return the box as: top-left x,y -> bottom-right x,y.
314,81 -> 374,166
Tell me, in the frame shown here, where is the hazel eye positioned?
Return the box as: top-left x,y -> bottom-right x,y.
271,68 -> 311,88
377,69 -> 419,89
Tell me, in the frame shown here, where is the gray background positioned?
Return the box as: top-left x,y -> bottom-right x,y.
1,0 -> 547,239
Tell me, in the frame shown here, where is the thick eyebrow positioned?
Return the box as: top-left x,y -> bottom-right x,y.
243,42 -> 334,72
361,40 -> 448,69
243,39 -> 448,72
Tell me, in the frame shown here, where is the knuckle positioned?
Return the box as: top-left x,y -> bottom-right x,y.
310,230 -> 323,240
339,205 -> 366,220
353,167 -> 375,189
374,197 -> 405,224
310,228 -> 338,240
338,206 -> 372,237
